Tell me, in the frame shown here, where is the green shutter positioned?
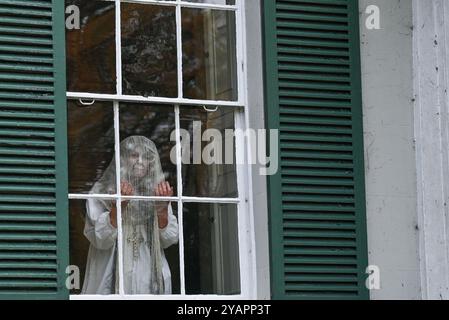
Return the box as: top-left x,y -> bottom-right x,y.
263,0 -> 369,299
0,0 -> 68,299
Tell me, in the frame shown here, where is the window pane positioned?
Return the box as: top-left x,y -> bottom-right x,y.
180,106 -> 238,198
68,101 -> 115,194
66,0 -> 116,93
119,104 -> 177,197
70,198 -> 180,296
182,9 -> 238,101
121,200 -> 180,294
121,4 -> 178,97
69,199 -> 91,295
184,0 -> 235,4
184,203 -> 240,295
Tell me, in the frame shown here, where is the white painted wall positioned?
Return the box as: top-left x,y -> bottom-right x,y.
359,0 -> 421,299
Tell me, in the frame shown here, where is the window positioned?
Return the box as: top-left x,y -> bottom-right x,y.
66,0 -> 252,299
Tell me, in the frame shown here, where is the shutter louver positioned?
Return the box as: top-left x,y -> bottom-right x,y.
263,0 -> 369,299
0,0 -> 68,299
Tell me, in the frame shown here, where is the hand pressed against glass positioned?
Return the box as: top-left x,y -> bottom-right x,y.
155,181 -> 174,229
109,180 -> 174,229
109,181 -> 134,228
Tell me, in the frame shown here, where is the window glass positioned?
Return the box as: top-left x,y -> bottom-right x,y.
180,106 -> 238,198
67,1 -> 244,297
182,9 -> 238,101
184,203 -> 240,295
121,201 -> 180,295
119,104 -> 177,197
66,0 -> 116,93
69,199 -> 91,295
121,3 -> 178,97
70,198 -> 181,295
68,101 -> 115,194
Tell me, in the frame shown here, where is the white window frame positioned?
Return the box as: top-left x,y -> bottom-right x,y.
68,0 -> 257,300
413,0 -> 449,299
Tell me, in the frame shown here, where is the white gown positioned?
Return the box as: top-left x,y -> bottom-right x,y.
81,199 -> 179,295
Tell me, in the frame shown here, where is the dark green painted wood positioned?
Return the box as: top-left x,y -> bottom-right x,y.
262,0 -> 369,300
0,0 -> 69,299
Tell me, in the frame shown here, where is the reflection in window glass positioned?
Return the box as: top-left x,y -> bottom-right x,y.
121,201 -> 179,294
68,101 -> 115,194
184,203 -> 240,295
119,104 -> 177,197
183,9 -> 238,101
66,0 -> 116,93
181,106 -> 238,198
69,199 -> 91,295
121,4 -> 178,97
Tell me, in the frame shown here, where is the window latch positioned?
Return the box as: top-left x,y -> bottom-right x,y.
203,105 -> 218,113
78,98 -> 96,106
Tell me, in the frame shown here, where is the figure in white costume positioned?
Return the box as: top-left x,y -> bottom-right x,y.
81,136 -> 179,295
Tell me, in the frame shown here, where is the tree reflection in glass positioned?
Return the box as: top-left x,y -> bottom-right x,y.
183,9 -> 238,101
66,0 -> 116,93
121,4 -> 178,98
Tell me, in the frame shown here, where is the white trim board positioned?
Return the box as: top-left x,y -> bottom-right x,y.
413,0 -> 449,300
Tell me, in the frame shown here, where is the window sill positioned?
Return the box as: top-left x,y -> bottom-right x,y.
70,294 -> 248,300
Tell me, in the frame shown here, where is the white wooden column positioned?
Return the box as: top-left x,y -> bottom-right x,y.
413,0 -> 449,300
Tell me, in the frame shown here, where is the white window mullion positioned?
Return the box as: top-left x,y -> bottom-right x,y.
181,197 -> 240,204
68,194 -> 118,200
176,1 -> 184,99
114,101 -> 125,296
114,0 -> 125,297
66,92 -> 243,107
115,0 -> 123,95
235,0 -> 245,107
178,1 -> 237,11
68,194 -> 240,204
175,104 -> 186,295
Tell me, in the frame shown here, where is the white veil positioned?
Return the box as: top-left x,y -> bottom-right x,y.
88,135 -> 166,294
